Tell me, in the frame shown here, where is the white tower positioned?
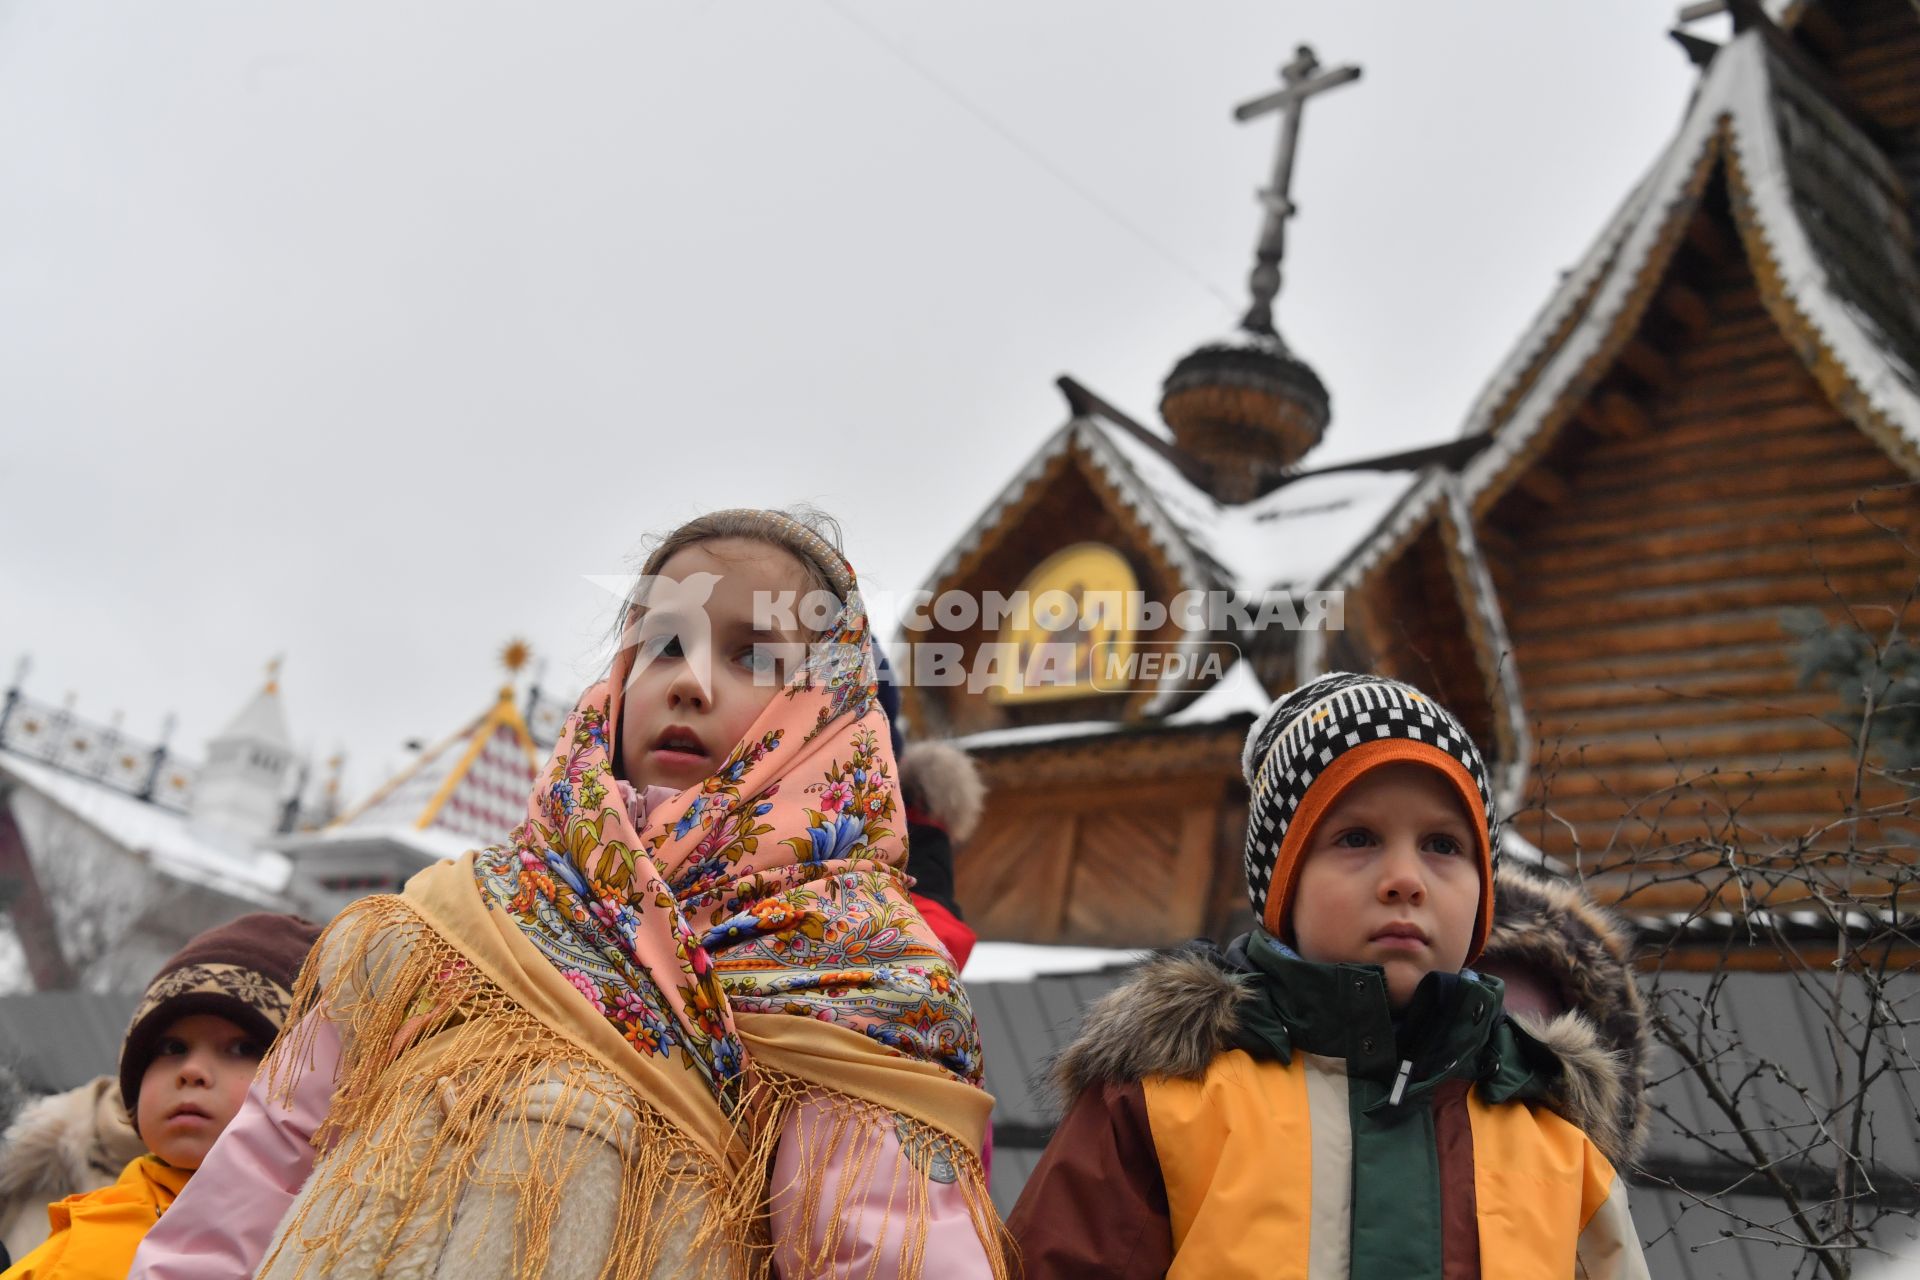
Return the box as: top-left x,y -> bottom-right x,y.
190,663 -> 294,839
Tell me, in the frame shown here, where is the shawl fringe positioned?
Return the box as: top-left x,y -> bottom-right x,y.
262,895 -> 1007,1280
263,896 -> 736,1280
748,1074 -> 1012,1280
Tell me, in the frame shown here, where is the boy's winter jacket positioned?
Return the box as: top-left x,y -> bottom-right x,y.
0,1079 -> 145,1263
0,1154 -> 188,1280
1008,925 -> 1651,1280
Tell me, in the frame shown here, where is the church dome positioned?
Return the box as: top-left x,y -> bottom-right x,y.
1160,329 -> 1330,503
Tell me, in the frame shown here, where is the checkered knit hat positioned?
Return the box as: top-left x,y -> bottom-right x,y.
119,912 -> 324,1131
1241,671 -> 1498,961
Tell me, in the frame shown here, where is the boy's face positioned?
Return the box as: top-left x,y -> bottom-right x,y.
1289,761 -> 1482,1008
135,1012 -> 263,1169
618,539 -> 815,793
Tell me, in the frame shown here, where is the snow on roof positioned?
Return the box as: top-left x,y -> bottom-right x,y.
1070,421 -> 1221,593
1086,418 -> 1429,595
1454,172 -> 1664,444
961,941 -> 1146,983
1075,419 -> 1231,585
917,406 -> 1446,727
953,719 -> 1127,751
275,822 -> 478,866
1218,467 -> 1429,593
1460,30 -> 1920,509
1734,35 -> 1920,421
0,752 -> 291,900
1165,653 -> 1270,726
1453,6 -> 1842,456
922,397 -> 1446,674
212,682 -> 292,750
329,690 -> 538,848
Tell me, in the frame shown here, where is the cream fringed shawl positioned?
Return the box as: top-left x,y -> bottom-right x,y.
262,860 -> 1000,1279
261,560 -> 1005,1280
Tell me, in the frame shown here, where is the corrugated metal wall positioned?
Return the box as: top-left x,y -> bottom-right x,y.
0,992 -> 141,1094
970,964 -> 1920,1278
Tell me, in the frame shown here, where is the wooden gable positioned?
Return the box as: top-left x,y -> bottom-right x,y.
1341,21 -> 1920,925
902,416 -> 1220,741
1490,180 -> 1918,906
908,406 -> 1264,946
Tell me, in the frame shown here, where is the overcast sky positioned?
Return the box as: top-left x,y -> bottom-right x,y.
0,1 -> 1712,799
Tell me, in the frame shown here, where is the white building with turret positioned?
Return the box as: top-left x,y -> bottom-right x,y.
0,651 -> 565,994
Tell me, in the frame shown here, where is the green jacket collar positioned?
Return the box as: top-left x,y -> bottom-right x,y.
1226,929 -> 1556,1109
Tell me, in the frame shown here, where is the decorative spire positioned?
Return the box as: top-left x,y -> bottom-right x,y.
500,637 -> 532,701
264,654 -> 284,696
1159,42 -> 1360,504
1232,45 -> 1361,338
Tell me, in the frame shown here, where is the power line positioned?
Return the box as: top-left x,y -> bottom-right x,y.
817,0 -> 1240,316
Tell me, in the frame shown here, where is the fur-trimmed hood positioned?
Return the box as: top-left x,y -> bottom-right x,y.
899,741 -> 985,842
1052,879 -> 1652,1168
1482,863 -> 1651,1161
0,1074 -> 146,1257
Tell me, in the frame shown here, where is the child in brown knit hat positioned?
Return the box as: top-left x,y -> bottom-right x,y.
1,912 -> 321,1280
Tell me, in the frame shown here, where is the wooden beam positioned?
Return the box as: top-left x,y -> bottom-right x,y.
1617,337 -> 1676,391
1685,209 -> 1740,265
1515,466 -> 1573,507
1669,29 -> 1722,69
1657,281 -> 1712,333
1474,521 -> 1520,562
1796,5 -> 1848,57
1592,389 -> 1655,439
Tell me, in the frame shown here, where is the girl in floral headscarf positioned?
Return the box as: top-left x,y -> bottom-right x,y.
130,510 -> 1006,1280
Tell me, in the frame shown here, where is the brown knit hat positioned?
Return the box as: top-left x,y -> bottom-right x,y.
118,912 -> 324,1129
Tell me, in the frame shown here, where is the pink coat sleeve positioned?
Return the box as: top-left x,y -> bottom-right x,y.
768,1097 -> 995,1280
127,1013 -> 341,1280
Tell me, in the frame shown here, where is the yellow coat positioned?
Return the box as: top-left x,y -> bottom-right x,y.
0,1156 -> 190,1280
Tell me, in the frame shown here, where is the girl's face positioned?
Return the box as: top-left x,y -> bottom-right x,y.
617,538 -> 818,793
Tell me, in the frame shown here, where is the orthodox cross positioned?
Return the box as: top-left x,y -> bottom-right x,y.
1232,44 -> 1361,336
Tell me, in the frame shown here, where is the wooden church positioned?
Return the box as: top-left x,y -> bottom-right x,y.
905,0 -> 1920,958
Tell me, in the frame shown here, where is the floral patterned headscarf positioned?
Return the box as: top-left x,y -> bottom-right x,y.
472,548 -> 981,1107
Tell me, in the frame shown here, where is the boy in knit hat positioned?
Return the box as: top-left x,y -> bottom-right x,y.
1,912 -> 321,1280
1007,672 -> 1650,1279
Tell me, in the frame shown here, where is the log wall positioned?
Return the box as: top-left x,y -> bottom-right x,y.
1485,195 -> 1919,906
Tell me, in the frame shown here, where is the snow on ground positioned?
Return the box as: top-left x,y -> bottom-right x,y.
963,941 -> 1146,983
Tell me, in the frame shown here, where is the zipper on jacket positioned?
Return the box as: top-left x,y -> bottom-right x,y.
1388,1058 -> 1413,1106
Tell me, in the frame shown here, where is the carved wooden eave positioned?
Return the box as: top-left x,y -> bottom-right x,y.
905,410 -> 1231,732
922,413 -> 1227,608
1435,481 -> 1531,815
1296,470 -> 1528,804
1455,30 -> 1920,523
1319,24 -> 1920,766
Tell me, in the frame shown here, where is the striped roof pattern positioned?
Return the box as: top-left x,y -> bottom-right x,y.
331,690 -> 538,849
429,720 -> 539,846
